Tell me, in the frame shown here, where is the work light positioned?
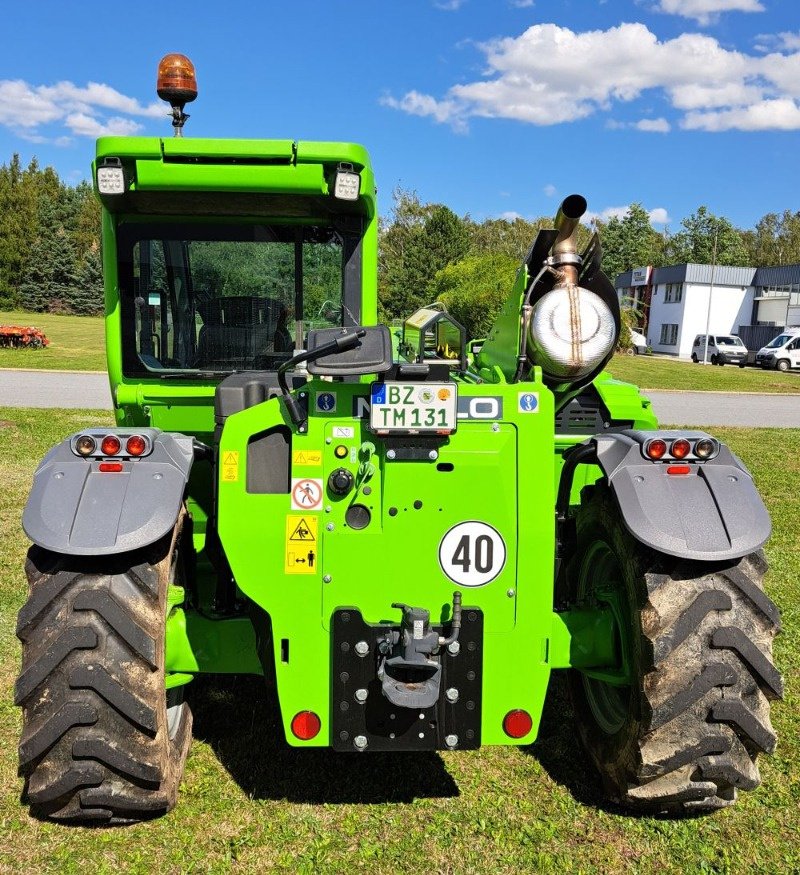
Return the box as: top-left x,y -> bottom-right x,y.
333,163 -> 360,201
96,160 -> 126,195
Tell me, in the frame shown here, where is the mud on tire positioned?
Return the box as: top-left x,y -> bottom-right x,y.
15,517 -> 192,824
567,484 -> 783,814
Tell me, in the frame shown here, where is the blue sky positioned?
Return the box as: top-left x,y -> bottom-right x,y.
1,0 -> 798,232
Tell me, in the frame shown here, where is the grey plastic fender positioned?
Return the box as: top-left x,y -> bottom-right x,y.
590,430 -> 771,561
22,428 -> 194,556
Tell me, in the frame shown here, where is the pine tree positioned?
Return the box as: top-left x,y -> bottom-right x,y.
72,246 -> 104,315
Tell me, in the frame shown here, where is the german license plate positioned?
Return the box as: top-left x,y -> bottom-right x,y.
370,382 -> 457,434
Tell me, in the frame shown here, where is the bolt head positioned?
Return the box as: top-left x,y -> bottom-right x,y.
445,687 -> 459,703
355,688 -> 368,703
323,574 -> 332,583
491,423 -> 500,432
447,640 -> 461,656
428,449 -> 438,460
386,449 -> 396,460
355,640 -> 370,657
507,588 -> 516,598
326,522 -> 335,531
353,735 -> 368,750
445,734 -> 459,748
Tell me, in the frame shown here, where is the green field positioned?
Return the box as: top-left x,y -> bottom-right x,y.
0,407 -> 796,874
606,353 -> 800,394
0,310 -> 106,372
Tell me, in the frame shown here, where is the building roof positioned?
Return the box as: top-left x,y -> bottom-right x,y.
617,262 -> 800,289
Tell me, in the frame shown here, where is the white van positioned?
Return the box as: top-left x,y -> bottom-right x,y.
755,329 -> 800,371
691,334 -> 748,367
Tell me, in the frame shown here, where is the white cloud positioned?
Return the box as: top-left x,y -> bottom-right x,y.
0,78 -> 164,141
510,0 -> 535,7
755,32 -> 800,54
499,210 -> 524,220
683,98 -> 800,130
383,22 -> 800,132
635,117 -> 671,132
656,0 -> 764,26
586,205 -> 671,225
543,183 -> 557,196
434,0 -> 466,9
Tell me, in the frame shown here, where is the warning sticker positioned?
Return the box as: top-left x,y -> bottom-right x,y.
316,391 -> 337,413
518,392 -> 539,414
291,478 -> 323,511
221,450 -> 239,482
293,449 -> 323,467
285,515 -> 318,574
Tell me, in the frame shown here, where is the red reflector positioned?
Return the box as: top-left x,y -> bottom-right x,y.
100,435 -> 121,456
291,710 -> 321,740
126,435 -> 147,457
645,439 -> 667,460
503,709 -> 533,739
98,462 -> 123,473
671,438 -> 691,459
667,465 -> 691,476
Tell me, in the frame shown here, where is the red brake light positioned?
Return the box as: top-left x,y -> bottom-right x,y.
291,711 -> 321,740
100,435 -> 121,456
645,439 -> 667,461
503,709 -> 533,739
126,435 -> 147,457
667,465 -> 691,475
98,462 -> 124,473
671,438 -> 691,460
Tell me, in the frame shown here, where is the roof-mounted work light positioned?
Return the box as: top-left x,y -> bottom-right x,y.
333,163 -> 360,201
96,157 -> 127,195
157,53 -> 198,137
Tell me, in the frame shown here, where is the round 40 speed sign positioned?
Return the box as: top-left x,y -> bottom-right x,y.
438,521 -> 506,587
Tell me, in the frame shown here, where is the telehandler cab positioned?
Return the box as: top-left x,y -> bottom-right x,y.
15,55 -> 781,824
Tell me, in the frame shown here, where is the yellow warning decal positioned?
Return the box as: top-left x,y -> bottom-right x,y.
292,449 -> 323,467
285,515 -> 318,574
221,451 -> 239,482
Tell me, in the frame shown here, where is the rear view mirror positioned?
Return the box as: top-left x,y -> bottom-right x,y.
306,325 -> 393,376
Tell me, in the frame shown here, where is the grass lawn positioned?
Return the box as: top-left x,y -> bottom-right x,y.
0,310 -> 105,372
0,408 -> 797,873
606,354 -> 800,394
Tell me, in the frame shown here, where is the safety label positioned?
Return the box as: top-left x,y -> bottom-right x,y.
517,392 -> 539,413
316,392 -> 337,413
333,426 -> 354,438
221,450 -> 239,482
291,478 -> 323,511
293,449 -> 322,466
285,514 -> 318,574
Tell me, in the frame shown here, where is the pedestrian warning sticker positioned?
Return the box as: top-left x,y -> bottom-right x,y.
292,449 -> 322,467
285,514 -> 318,574
221,451 -> 239,482
291,478 -> 323,511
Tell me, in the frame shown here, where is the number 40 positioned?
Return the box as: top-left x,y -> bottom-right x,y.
451,534 -> 494,574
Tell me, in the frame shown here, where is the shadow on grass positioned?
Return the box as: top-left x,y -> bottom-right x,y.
526,672 -> 609,810
187,675 -> 459,804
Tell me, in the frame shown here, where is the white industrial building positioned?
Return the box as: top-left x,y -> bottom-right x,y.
615,263 -> 800,358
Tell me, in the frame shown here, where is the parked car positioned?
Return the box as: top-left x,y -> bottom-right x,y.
755,329 -> 800,371
691,334 -> 747,367
629,329 -> 647,354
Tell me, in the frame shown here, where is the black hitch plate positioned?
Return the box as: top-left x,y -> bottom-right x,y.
331,607 -> 484,752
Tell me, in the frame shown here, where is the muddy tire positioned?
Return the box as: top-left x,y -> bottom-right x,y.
567,484 -> 782,814
15,517 -> 192,824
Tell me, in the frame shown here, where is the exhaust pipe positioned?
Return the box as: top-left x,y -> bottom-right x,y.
552,194 -> 588,261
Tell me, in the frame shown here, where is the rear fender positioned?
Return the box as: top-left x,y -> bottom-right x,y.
559,430 -> 771,561
22,428 -> 194,556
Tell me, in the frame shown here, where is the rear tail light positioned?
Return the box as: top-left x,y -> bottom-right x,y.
645,439 -> 667,460
126,435 -> 147,457
75,435 -> 96,456
695,438 -> 717,459
291,711 -> 321,740
98,462 -> 124,473
670,438 -> 691,459
503,709 -> 533,739
100,435 -> 121,456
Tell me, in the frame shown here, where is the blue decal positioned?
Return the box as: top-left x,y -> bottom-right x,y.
518,392 -> 538,413
317,392 -> 336,412
372,384 -> 386,405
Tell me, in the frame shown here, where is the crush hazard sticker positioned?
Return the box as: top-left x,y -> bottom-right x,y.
285,515 -> 318,574
291,478 -> 323,511
438,521 -> 506,587
221,451 -> 239,482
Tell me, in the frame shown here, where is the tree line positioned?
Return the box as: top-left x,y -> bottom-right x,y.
4,151 -> 800,333
0,154 -> 102,315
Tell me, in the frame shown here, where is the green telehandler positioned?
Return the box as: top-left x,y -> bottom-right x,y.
15,55 -> 781,824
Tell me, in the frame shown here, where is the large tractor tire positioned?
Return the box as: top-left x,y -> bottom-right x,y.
15,516 -> 192,824
567,484 -> 782,814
